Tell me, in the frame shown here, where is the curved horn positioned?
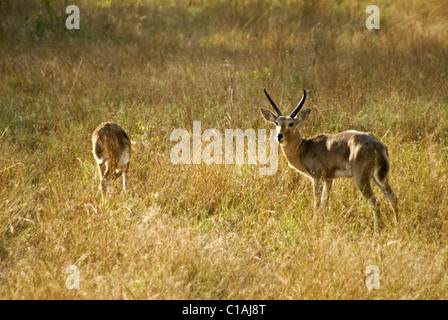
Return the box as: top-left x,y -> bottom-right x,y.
264,89 -> 282,117
289,89 -> 307,119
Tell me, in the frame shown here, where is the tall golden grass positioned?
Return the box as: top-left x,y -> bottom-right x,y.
1,0 -> 448,299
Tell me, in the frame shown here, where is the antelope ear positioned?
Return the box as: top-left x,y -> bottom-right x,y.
295,108 -> 311,123
260,108 -> 277,123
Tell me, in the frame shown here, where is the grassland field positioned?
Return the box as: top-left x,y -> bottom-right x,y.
1,0 -> 448,299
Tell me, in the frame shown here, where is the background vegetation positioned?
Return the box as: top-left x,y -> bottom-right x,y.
1,0 -> 448,299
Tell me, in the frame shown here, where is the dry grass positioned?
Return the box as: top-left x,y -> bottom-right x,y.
1,0 -> 448,299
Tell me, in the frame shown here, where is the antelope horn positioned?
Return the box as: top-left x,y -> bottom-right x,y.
264,89 -> 282,117
289,89 -> 307,119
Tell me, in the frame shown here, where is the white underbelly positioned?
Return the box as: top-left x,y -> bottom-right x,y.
118,149 -> 131,168
334,169 -> 351,178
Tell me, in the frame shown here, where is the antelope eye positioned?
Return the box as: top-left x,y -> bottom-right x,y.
288,123 -> 294,127
275,122 -> 278,126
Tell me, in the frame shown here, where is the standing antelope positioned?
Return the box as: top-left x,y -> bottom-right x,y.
260,89 -> 398,232
92,122 -> 131,198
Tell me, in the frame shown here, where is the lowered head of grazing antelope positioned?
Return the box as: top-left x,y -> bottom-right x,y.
260,89 -> 398,232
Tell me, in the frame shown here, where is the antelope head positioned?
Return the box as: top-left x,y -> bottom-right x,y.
260,89 -> 310,144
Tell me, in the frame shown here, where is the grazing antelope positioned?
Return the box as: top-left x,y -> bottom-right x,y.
260,89 -> 398,232
92,122 -> 131,198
